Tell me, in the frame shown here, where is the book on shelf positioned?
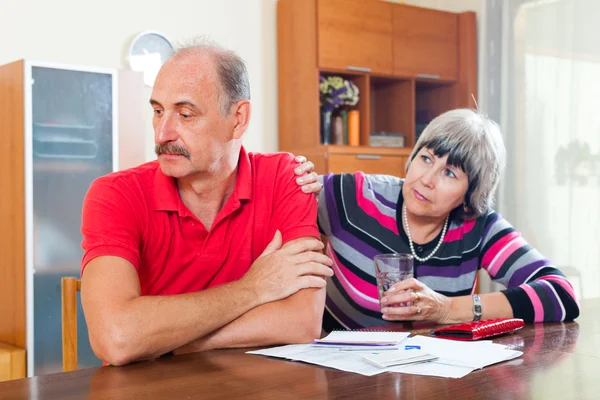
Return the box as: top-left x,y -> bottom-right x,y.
369,132 -> 405,148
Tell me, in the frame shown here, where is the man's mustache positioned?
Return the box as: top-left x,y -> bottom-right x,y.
155,143 -> 191,159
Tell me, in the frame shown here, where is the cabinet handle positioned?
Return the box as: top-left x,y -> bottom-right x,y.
417,73 -> 441,80
356,154 -> 381,160
347,66 -> 371,73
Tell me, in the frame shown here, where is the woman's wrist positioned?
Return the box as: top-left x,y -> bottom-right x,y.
444,295 -> 478,324
444,292 -> 514,324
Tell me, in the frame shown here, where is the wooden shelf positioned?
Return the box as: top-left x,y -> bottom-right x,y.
370,76 -> 414,147
414,76 -> 457,85
415,80 -> 458,141
326,145 -> 412,156
319,68 -> 368,77
319,71 -> 368,146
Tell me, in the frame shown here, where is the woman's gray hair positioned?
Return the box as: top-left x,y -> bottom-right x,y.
405,108 -> 506,219
173,38 -> 251,116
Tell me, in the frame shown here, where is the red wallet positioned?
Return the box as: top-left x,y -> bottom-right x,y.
432,318 -> 525,341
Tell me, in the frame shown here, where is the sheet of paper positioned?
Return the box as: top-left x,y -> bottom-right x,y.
389,361 -> 475,379
291,348 -> 387,376
404,336 -> 523,369
248,345 -> 388,376
246,344 -> 313,359
361,350 -> 438,368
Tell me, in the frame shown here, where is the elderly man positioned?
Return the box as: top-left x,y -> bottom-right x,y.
80,41 -> 333,366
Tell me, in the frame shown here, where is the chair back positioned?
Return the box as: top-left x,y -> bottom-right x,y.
61,277 -> 81,372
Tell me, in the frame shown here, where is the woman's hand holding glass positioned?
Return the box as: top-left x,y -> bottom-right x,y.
380,278 -> 455,324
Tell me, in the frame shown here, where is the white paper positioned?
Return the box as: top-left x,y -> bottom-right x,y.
361,350 -> 438,368
246,344 -> 310,359
389,361 -> 475,379
315,331 -> 410,344
337,345 -> 403,352
292,348 -> 386,376
248,345 -> 387,376
403,336 -> 523,369
246,335 -> 523,379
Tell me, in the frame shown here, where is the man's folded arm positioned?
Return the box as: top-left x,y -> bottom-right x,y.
81,234 -> 332,366
81,255 -> 263,366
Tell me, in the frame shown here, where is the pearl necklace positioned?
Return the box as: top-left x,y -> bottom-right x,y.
402,204 -> 449,262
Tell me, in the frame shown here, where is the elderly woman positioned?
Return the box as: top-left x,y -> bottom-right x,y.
294,108 -> 579,331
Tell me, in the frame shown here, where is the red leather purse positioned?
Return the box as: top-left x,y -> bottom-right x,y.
432,318 -> 525,341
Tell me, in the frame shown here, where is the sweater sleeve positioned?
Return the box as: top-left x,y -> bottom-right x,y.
316,173 -> 337,237
479,211 -> 580,322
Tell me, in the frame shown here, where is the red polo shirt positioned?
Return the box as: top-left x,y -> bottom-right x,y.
80,147 -> 319,295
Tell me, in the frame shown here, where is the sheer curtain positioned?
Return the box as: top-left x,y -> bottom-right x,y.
480,0 -> 600,299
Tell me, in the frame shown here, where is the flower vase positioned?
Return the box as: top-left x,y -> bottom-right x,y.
320,111 -> 332,144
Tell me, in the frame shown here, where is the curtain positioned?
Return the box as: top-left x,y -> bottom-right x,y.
479,0 -> 600,299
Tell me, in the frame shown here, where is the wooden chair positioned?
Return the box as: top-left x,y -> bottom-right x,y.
61,277 -> 81,372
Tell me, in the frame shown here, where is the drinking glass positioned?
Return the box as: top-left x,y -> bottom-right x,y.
374,253 -> 414,307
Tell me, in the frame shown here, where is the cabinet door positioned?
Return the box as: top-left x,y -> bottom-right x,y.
328,153 -> 408,177
30,65 -> 114,375
392,5 -> 458,80
317,0 -> 393,75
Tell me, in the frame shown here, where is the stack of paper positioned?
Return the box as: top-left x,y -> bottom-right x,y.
247,333 -> 523,379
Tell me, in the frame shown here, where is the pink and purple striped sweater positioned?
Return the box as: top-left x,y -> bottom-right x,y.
317,172 -> 580,331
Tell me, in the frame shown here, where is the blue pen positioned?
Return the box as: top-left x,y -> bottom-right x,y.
404,345 -> 421,350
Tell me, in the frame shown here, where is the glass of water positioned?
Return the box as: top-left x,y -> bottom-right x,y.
374,253 -> 414,307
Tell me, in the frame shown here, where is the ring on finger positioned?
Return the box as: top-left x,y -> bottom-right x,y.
415,306 -> 422,315
414,291 -> 422,302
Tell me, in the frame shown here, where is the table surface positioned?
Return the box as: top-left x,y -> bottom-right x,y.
1,298 -> 599,400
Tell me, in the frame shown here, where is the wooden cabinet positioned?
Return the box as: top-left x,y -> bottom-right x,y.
317,0 -> 393,75
277,0 -> 477,177
0,60 -> 145,377
329,152 -> 408,177
392,6 -> 458,80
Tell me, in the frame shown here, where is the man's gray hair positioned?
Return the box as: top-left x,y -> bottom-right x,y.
405,108 -> 506,219
173,38 -> 251,115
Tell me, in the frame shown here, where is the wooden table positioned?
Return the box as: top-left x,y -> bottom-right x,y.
1,298 -> 599,400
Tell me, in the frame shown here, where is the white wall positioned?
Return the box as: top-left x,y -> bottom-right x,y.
0,0 -> 278,162
0,0 -> 478,163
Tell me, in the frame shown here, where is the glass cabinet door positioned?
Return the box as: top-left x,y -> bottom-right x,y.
30,66 -> 114,375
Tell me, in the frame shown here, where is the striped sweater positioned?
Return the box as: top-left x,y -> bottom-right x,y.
317,172 -> 580,331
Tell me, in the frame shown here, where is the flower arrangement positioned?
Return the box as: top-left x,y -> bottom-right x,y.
319,75 -> 360,113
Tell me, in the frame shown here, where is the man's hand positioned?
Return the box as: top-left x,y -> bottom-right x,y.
293,155 -> 322,195
240,230 -> 333,304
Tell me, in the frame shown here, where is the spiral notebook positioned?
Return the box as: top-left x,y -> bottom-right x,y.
310,331 -> 410,349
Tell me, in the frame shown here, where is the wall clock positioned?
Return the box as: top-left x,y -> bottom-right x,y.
127,31 -> 174,87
